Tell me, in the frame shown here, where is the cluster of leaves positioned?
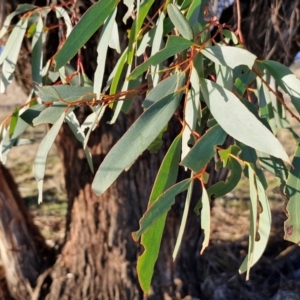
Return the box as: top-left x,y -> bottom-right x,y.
1,0 -> 300,293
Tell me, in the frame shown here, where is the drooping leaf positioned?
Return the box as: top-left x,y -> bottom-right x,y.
34,112 -> 65,203
200,182 -> 210,254
33,104 -> 68,126
133,178 -> 192,240
284,145 -> 300,244
137,134 -> 182,294
128,36 -> 193,80
55,7 -> 72,37
167,4 -> 193,40
54,0 -> 118,69
92,73 -> 185,195
181,124 -> 227,173
201,46 -> 257,70
173,172 -> 194,260
239,170 -> 271,278
0,18 -> 28,93
259,60 -> 300,116
202,79 -> 290,163
94,8 -> 117,98
0,4 -> 35,38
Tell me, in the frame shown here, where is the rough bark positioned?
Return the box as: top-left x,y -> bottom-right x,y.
0,164 -> 51,299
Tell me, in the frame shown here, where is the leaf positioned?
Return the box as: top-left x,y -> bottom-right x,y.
133,178 -> 192,240
173,174 -> 194,260
259,60 -> 300,116
34,112 -> 65,203
94,8 -> 117,98
239,169 -> 271,278
202,79 -> 290,163
136,134 -> 182,294
0,4 -> 35,38
207,157 -> 242,198
181,124 -> 227,173
167,4 -> 193,40
122,0 -> 134,24
143,73 -> 183,109
9,108 -> 20,138
33,104 -> 68,126
55,7 -> 72,37
92,73 -> 185,195
128,36 -> 193,80
0,18 -> 28,93
284,145 -> 300,244
37,85 -> 94,103
200,182 -> 210,254
54,0 -> 118,70
201,46 -> 257,69
31,16 -> 44,85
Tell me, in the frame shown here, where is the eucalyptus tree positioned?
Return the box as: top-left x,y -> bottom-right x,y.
1,1 -> 300,299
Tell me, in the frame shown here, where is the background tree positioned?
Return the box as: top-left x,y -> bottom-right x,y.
1,1 -> 300,300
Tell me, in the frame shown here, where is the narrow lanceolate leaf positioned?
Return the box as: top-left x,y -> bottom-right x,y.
239,166 -> 257,280
201,46 -> 257,69
202,79 -> 290,163
181,124 -> 227,173
0,4 -> 35,38
92,73 -> 185,195
128,36 -> 193,80
33,104 -> 69,126
93,8 -> 117,98
239,167 -> 271,280
0,18 -> 28,93
167,4 -> 193,40
34,113 -> 65,203
239,170 -> 271,279
132,178 -> 192,240
54,0 -> 118,70
200,182 -> 210,254
136,134 -> 182,294
173,172 -> 194,261
259,60 -> 300,116
284,145 -> 300,244
55,7 -> 72,37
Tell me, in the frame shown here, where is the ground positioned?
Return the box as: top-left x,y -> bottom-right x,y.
1,66 -> 300,298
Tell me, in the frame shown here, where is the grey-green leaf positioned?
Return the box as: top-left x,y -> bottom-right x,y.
92,73 -> 185,195
202,79 -> 290,163
167,4 -> 193,40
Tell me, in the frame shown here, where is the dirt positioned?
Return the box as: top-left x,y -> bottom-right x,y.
1,72 -> 300,298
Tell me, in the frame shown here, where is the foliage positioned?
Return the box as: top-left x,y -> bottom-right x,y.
1,0 -> 300,294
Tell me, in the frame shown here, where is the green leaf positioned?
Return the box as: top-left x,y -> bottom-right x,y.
173,172 -> 194,260
37,85 -> 94,103
54,0 -> 118,70
259,60 -> 300,116
55,7 -> 72,37
31,16 -> 44,85
128,36 -> 193,80
200,182 -> 210,254
0,18 -> 28,92
284,145 -> 300,244
136,134 -> 182,293
92,73 -> 185,195
167,4 -> 193,40
34,112 -> 65,203
94,8 -> 117,98
0,4 -> 35,38
9,108 -> 20,138
181,124 -> 227,173
33,104 -> 68,126
143,73 -> 183,109
202,79 -> 290,163
207,157 -> 242,198
133,178 -> 192,240
239,169 -> 271,278
201,46 -> 257,69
